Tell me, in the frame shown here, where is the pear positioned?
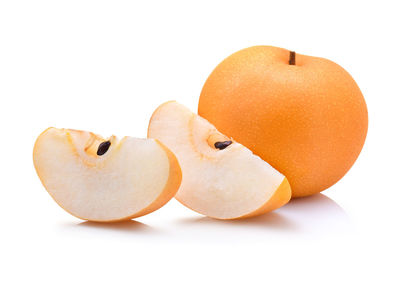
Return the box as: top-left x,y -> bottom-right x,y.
148,101 -> 291,219
33,128 -> 181,222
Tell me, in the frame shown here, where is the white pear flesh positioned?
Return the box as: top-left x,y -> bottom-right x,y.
33,128 -> 181,222
148,101 -> 291,219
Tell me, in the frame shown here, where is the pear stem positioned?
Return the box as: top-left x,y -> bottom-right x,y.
289,51 -> 296,65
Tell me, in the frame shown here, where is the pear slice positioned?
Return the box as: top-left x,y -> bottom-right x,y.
148,101 -> 291,219
33,127 -> 181,222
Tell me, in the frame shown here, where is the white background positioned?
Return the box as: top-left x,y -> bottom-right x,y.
1,0 -> 399,283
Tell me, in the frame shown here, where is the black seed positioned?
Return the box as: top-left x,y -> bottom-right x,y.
97,141 -> 111,156
214,141 -> 232,150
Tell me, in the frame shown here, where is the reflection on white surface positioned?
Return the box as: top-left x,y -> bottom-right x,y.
277,193 -> 352,233
172,193 -> 352,242
60,193 -> 352,243
179,193 -> 349,224
78,220 -> 156,233
177,211 -> 298,231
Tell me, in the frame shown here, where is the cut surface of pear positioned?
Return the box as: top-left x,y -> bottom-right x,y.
148,101 -> 291,219
33,127 -> 181,222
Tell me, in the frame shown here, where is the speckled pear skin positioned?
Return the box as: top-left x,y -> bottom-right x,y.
198,46 -> 368,197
